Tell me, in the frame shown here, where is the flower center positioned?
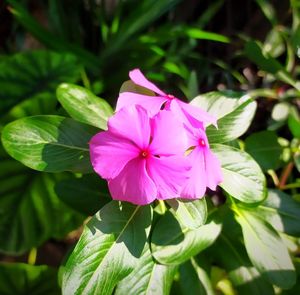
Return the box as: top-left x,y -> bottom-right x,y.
198,138 -> 206,147
140,150 -> 149,158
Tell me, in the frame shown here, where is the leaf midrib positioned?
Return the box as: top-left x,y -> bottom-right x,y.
81,206 -> 141,294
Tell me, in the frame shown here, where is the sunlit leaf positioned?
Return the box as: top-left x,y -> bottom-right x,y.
234,207 -> 296,289
115,245 -> 176,295
1,116 -> 97,173
211,144 -> 266,203
151,211 -> 221,265
57,84 -> 113,130
62,202 -> 152,295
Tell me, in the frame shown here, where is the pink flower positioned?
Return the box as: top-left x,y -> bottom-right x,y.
116,69 -> 223,199
117,68 -> 217,127
181,125 -> 223,199
89,105 -> 191,205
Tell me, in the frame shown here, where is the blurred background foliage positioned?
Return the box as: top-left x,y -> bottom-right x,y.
0,0 -> 300,294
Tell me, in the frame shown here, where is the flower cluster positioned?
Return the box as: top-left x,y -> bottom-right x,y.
89,69 -> 222,205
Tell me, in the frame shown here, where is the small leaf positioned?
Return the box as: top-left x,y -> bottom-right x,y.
244,130 -> 282,171
57,84 -> 113,130
0,263 -> 60,295
256,189 -> 300,236
62,202 -> 152,295
151,211 -> 221,265
55,174 -> 111,216
234,207 -> 296,289
1,115 -> 98,173
166,198 -> 207,229
0,50 -> 81,116
211,144 -> 266,203
115,245 -> 177,295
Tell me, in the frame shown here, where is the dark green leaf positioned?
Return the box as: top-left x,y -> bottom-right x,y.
234,207 -> 296,289
244,41 -> 299,89
211,144 -> 266,203
166,198 -> 207,229
55,174 -> 111,216
151,211 -> 221,265
102,0 -> 181,58
179,259 -> 215,295
244,131 -> 282,171
215,234 -> 274,295
57,84 -> 113,130
115,244 -> 177,295
256,189 -> 300,236
1,115 -> 98,173
0,263 -> 60,295
0,164 -> 83,254
62,202 -> 152,295
0,51 -> 80,116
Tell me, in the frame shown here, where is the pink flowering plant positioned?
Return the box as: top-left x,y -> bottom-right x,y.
2,69 -> 297,294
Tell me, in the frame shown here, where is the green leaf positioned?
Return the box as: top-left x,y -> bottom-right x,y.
55,174 -> 111,216
1,115 -> 98,173
179,259 -> 215,295
62,202 -> 152,295
255,0 -> 278,26
115,245 -> 177,295
151,211 -> 221,265
256,189 -> 300,236
288,107 -> 300,138
56,84 -> 113,130
102,0 -> 181,58
0,50 -> 81,116
216,234 -> 274,295
191,90 -> 247,119
0,164 -> 83,254
0,263 -> 60,295
244,41 -> 299,90
211,144 -> 266,203
234,207 -> 296,289
244,131 -> 282,171
166,198 -> 207,229
191,91 -> 257,143
185,27 -> 230,43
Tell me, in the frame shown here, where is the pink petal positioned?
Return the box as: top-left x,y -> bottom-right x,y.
204,148 -> 223,190
129,69 -> 166,96
108,158 -> 157,205
89,131 -> 139,179
116,92 -> 166,117
177,100 -> 217,127
147,156 -> 191,200
108,105 -> 151,149
150,110 -> 188,156
181,147 -> 207,199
